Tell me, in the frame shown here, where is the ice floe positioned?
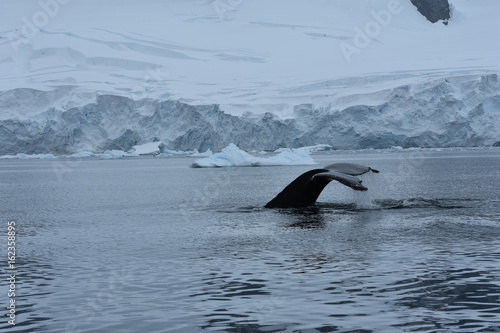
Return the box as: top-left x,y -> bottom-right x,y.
191,143 -> 316,168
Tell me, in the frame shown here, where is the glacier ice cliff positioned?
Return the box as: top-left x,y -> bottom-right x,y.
0,74 -> 498,155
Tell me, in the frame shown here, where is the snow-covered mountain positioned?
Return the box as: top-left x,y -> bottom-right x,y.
0,0 -> 499,154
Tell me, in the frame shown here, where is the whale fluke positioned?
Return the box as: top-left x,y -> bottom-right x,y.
322,163 -> 379,175
265,163 -> 379,208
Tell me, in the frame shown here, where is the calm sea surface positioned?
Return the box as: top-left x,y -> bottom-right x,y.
0,148 -> 499,333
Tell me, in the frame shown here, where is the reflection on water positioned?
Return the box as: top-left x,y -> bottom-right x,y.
267,197 -> 492,229
391,267 -> 500,331
190,195 -> 500,332
189,249 -> 500,332
277,206 -> 327,229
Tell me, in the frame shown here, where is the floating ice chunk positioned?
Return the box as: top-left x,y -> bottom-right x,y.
191,143 -> 316,168
164,149 -> 193,155
155,152 -> 174,158
274,148 -> 292,153
100,150 -> 128,160
130,142 -> 162,155
0,153 -> 57,159
67,151 -> 96,158
252,149 -> 316,166
39,154 -> 57,159
274,144 -> 332,154
155,148 -> 196,158
297,144 -> 333,153
192,143 -> 253,167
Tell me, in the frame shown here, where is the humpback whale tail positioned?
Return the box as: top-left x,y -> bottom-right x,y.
265,163 -> 379,208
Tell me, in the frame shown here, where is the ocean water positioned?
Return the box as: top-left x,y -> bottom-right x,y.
0,148 -> 499,333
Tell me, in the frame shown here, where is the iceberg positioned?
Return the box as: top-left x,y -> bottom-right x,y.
298,144 -> 333,153
154,153 -> 174,158
67,151 -> 96,158
155,147 -> 196,158
100,150 -> 129,160
191,143 -> 316,168
253,149 -> 317,166
275,144 -> 333,154
130,142 -> 162,156
0,153 -> 57,159
191,144 -> 253,167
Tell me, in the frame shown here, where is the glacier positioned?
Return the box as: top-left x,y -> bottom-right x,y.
0,74 -> 498,156
0,0 -> 499,155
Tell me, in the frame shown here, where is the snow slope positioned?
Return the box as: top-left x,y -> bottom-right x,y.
0,0 -> 499,154
1,0 -> 499,114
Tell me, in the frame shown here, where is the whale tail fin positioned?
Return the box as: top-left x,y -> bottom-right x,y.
313,171 -> 368,192
323,163 -> 379,175
265,163 -> 379,208
265,169 -> 329,208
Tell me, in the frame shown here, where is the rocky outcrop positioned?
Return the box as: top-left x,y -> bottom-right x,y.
410,0 -> 450,24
